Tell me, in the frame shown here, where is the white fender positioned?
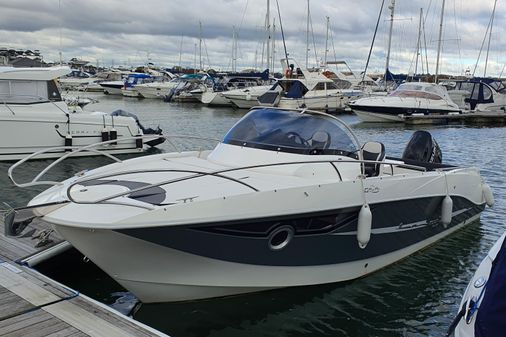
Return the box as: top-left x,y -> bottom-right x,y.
482,183 -> 494,207
441,195 -> 453,226
357,204 -> 372,249
246,92 -> 252,101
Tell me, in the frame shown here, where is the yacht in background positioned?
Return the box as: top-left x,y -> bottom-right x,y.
0,66 -> 164,160
349,82 -> 461,122
258,58 -> 362,111
222,84 -> 273,109
134,72 -> 178,99
58,69 -> 95,90
121,73 -> 156,98
200,72 -> 269,107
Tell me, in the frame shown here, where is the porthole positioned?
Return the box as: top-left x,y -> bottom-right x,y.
268,226 -> 294,251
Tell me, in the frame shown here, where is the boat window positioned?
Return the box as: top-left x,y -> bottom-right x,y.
389,90 -> 442,100
397,83 -> 423,91
0,79 -> 50,103
47,80 -> 62,101
278,81 -> 309,98
487,80 -> 506,92
314,82 -> 326,90
483,85 -> 492,100
458,82 -> 475,94
332,79 -> 350,89
471,85 -> 480,100
223,108 -> 358,156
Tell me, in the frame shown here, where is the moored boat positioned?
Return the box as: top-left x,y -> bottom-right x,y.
350,82 -> 461,123
0,66 -> 164,160
8,107 -> 493,303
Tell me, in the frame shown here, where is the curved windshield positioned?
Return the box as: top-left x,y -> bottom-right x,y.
223,108 -> 358,156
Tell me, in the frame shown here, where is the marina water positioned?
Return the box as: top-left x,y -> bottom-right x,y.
2,93 -> 505,337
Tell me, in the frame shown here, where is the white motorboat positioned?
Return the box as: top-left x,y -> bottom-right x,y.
258,59 -> 362,111
8,107 -> 492,303
0,66 -> 164,160
135,80 -> 177,99
222,85 -> 273,109
448,231 -> 504,337
199,74 -> 270,107
121,73 -> 159,98
58,69 -> 95,90
100,80 -> 125,95
350,82 -> 461,123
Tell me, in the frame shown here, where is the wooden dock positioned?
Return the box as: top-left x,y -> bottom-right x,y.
400,110 -> 506,125
0,216 -> 169,337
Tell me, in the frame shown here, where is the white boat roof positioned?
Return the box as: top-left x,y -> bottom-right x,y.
0,66 -> 71,80
396,82 -> 448,98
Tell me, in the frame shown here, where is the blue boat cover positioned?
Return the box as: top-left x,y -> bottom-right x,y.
285,81 -> 305,99
475,237 -> 506,337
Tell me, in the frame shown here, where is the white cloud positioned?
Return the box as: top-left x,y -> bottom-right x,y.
0,0 -> 503,76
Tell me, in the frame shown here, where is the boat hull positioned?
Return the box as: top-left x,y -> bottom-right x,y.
350,99 -> 461,123
52,194 -> 484,303
0,102 -> 148,160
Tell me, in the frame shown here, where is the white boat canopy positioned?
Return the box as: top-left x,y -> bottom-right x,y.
0,66 -> 71,81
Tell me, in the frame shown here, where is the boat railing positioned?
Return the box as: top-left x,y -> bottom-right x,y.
7,134 -> 219,188
0,94 -> 69,116
62,157 -> 435,210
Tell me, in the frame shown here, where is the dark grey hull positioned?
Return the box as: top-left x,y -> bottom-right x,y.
118,196 -> 484,267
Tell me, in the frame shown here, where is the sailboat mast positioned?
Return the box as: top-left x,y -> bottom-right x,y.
178,35 -> 183,69
272,18 -> 276,71
324,16 -> 329,67
484,0 -> 498,77
306,0 -> 310,69
435,0 -> 445,83
414,8 -> 423,77
58,0 -> 63,65
266,0 -> 271,70
384,0 -> 395,81
362,0 -> 385,85
232,26 -> 237,72
199,21 -> 203,71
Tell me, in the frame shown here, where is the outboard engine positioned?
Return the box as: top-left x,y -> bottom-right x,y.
111,109 -> 165,147
402,130 -> 442,163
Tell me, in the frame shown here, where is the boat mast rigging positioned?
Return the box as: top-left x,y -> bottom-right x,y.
434,0 -> 445,83
384,0 -> 395,82
484,0 -> 498,77
362,0 -> 385,85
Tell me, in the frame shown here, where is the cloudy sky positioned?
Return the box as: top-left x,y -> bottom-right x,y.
0,0 -> 504,76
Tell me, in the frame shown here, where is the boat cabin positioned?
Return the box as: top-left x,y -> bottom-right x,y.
0,66 -> 69,104
452,78 -> 506,110
124,73 -> 155,88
